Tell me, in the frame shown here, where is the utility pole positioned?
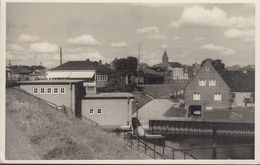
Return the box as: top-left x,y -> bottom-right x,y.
137,41 -> 142,85
60,46 -> 63,65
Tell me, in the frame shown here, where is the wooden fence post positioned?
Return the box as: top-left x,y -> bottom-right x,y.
172,148 -> 175,159
154,143 -> 156,158
138,136 -> 139,150
145,138 -> 147,153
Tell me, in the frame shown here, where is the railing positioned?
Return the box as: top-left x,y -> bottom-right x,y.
122,131 -> 197,159
12,87 -> 105,131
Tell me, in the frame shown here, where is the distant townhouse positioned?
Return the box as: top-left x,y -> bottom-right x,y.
157,50 -> 189,81
47,59 -> 110,87
184,59 -> 255,115
29,67 -> 48,80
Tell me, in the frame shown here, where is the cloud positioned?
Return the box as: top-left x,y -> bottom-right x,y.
17,34 -> 41,42
199,43 -> 235,55
63,51 -> 105,62
67,34 -> 100,46
147,34 -> 166,40
6,43 -> 24,51
30,42 -> 59,53
161,44 -> 168,49
110,42 -> 129,48
6,51 -> 16,60
224,28 -> 254,42
137,26 -> 159,35
170,5 -> 254,30
193,37 -> 205,41
173,36 -> 181,40
132,3 -> 177,8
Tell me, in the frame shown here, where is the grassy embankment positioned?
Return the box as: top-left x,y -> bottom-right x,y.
6,88 -> 150,159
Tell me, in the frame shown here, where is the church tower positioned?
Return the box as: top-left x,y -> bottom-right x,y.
162,50 -> 169,66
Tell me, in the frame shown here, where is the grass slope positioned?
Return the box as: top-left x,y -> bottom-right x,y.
6,88 -> 150,160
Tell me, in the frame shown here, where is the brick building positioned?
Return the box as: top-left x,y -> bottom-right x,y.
184,59 -> 254,115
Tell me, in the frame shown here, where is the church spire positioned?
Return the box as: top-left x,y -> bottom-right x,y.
162,50 -> 169,65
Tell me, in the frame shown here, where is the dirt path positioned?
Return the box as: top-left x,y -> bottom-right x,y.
5,114 -> 40,160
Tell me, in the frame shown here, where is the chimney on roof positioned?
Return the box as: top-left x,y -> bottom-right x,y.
60,46 -> 62,65
98,60 -> 102,66
86,58 -> 90,62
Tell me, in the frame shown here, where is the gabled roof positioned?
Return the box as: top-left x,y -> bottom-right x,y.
52,60 -> 109,71
219,71 -> 255,92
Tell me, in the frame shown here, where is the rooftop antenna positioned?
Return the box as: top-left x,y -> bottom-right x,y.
60,46 -> 63,65
8,60 -> 11,66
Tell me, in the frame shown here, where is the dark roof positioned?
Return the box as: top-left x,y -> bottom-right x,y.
52,60 -> 109,71
162,50 -> 168,59
219,71 -> 255,92
12,67 -> 33,74
169,62 -> 183,68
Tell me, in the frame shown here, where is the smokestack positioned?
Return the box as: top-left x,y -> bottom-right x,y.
60,46 -> 62,65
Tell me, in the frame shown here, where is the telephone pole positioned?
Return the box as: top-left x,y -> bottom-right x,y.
137,41 -> 142,85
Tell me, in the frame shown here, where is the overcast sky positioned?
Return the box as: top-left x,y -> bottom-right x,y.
6,3 -> 255,68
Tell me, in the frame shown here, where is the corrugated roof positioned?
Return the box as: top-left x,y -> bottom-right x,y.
18,80 -> 84,84
52,60 -> 109,71
219,71 -> 255,92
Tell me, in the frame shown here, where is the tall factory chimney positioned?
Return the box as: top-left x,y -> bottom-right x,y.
60,46 -> 62,65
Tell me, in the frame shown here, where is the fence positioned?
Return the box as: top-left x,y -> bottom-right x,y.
122,131 -> 197,159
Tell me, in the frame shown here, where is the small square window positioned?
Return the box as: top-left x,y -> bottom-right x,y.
33,88 -> 39,94
40,88 -> 45,94
53,87 -> 59,94
97,108 -> 102,114
193,93 -> 200,100
214,93 -> 222,101
209,78 -> 216,86
60,87 -> 65,94
199,78 -> 206,86
89,108 -> 94,114
47,88 -> 52,94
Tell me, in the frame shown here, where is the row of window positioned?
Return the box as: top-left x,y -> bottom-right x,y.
33,87 -> 66,94
96,74 -> 107,81
89,108 -> 102,114
193,92 -> 222,101
199,78 -> 216,86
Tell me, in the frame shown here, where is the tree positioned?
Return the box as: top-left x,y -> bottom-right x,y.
201,58 -> 225,71
113,56 -> 138,76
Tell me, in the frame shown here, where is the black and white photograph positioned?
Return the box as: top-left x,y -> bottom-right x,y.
1,0 -> 258,163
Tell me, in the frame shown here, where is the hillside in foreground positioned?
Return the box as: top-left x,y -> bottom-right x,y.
6,88 -> 150,160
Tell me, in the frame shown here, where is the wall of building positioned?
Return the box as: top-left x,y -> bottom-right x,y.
20,83 -> 76,110
185,61 -> 231,110
233,92 -> 252,107
81,98 -> 132,128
